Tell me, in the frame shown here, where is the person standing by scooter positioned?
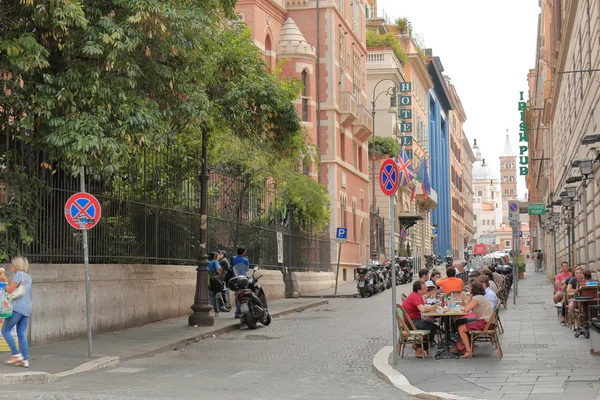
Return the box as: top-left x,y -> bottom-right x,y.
218,251 -> 232,311
231,247 -> 250,318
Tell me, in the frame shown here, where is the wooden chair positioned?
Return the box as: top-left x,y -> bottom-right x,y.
400,293 -> 407,302
468,307 -> 503,358
564,291 -> 576,329
494,308 -> 504,334
395,304 -> 431,360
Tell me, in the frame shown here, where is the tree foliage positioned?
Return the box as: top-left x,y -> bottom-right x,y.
0,0 -> 330,260
365,31 -> 407,66
368,136 -> 400,158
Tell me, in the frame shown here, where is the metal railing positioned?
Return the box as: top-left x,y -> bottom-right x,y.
2,129 -> 330,270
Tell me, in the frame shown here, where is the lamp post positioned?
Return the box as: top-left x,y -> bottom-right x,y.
189,126 -> 214,327
370,79 -> 401,260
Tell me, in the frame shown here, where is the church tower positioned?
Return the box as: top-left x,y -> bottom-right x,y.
500,130 -> 517,226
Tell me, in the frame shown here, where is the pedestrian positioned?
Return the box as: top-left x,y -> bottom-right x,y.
207,252 -> 223,317
0,256 -> 32,368
535,250 -> 543,272
218,251 -> 232,310
231,247 -> 250,318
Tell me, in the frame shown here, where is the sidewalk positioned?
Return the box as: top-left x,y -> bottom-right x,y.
0,297 -> 327,384
300,281 -> 359,298
375,261 -> 600,400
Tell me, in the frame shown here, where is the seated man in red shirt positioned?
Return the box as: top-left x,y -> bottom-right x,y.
402,280 -> 438,357
553,262 -> 572,307
436,267 -> 465,295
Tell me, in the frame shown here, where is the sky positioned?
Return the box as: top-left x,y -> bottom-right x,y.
376,0 -> 540,199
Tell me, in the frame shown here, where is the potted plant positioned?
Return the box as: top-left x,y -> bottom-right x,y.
517,256 -> 526,278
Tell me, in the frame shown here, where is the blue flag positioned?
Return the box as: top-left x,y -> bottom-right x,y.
416,160 -> 431,200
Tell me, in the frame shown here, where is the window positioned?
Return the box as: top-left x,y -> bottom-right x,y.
491,219 -> 495,225
478,191 -> 483,197
340,132 -> 346,161
340,195 -> 347,228
352,200 -> 357,241
509,176 -> 514,182
301,70 -> 309,122
303,156 -> 310,176
354,142 -> 358,169
505,240 -> 511,247
358,146 -> 363,172
505,189 -> 508,195
491,191 -> 494,199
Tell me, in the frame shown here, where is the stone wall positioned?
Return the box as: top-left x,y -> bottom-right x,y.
291,271 -> 336,294
20,264 -> 312,345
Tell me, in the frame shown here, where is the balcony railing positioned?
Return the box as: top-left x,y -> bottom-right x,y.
339,91 -> 357,125
366,48 -> 404,74
353,105 -> 373,141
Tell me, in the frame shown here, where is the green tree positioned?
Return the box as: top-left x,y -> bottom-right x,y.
394,17 -> 412,36
365,32 -> 407,66
368,136 -> 401,158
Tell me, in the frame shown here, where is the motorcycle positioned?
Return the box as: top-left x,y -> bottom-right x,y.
396,257 -> 413,284
445,255 -> 454,268
383,263 -> 393,289
434,254 -> 442,266
374,264 -> 386,292
227,267 -> 272,329
356,264 -> 375,297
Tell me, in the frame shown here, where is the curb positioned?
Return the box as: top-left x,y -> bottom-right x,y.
0,299 -> 328,385
299,293 -> 358,298
372,346 -> 485,400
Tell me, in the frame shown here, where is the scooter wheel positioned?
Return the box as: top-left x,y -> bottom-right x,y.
244,313 -> 257,330
359,288 -> 366,297
261,313 -> 272,326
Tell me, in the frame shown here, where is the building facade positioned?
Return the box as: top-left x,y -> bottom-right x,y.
472,141 -> 502,248
428,56 -> 453,258
236,0 -> 374,280
462,135 -> 476,250
526,0 -> 600,276
499,132 -> 517,227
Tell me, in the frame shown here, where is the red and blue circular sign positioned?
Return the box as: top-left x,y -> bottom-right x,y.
400,227 -> 408,239
65,192 -> 102,230
509,202 -> 519,213
379,159 -> 400,197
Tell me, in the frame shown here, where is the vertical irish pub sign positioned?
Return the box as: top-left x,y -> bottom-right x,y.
518,92 -> 528,176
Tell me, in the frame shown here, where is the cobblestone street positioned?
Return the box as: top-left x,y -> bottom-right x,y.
0,284 -> 414,400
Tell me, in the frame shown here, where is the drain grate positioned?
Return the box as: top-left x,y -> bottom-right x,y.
507,344 -> 549,349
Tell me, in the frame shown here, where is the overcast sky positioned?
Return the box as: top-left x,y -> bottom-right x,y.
376,0 -> 540,198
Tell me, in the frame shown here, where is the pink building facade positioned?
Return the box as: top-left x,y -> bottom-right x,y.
236,0 -> 374,279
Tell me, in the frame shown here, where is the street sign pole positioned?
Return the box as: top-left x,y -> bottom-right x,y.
334,243 -> 342,296
512,227 -> 518,305
390,195 -> 397,366
79,167 -> 93,359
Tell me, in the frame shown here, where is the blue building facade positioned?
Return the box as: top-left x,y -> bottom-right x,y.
427,57 -> 452,258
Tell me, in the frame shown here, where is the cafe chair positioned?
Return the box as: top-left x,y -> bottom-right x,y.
494,308 -> 504,334
395,304 -> 431,360
468,307 -> 503,359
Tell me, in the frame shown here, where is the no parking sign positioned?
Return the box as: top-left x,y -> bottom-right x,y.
65,192 -> 102,230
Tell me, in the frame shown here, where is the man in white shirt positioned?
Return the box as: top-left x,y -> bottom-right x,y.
477,275 -> 498,309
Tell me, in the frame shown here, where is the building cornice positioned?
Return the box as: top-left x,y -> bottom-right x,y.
237,0 -> 287,24
408,54 -> 434,89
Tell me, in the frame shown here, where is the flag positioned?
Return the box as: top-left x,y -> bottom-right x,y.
396,148 -> 416,186
410,185 -> 416,201
416,159 -> 431,200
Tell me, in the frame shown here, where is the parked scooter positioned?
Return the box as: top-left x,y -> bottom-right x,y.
356,264 -> 375,297
383,263 -> 393,289
445,255 -> 454,268
227,267 -> 271,329
396,257 -> 413,284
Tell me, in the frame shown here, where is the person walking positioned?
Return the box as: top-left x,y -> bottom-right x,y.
0,256 -> 32,368
207,252 -> 223,317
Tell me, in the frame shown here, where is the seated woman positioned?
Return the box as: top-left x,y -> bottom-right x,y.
456,281 -> 494,359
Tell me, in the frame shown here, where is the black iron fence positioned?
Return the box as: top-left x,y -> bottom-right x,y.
1,127 -> 330,270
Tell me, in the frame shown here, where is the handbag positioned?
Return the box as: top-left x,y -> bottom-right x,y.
8,274 -> 25,300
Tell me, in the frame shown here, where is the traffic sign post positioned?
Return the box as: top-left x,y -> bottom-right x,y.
509,201 -> 520,221
512,227 -> 519,305
64,168 -> 102,359
378,157 -> 400,366
334,227 -> 348,295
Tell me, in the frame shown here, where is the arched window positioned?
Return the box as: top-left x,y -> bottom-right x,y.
264,35 -> 273,69
301,70 -> 309,122
340,132 -> 346,161
352,200 -> 357,241
340,195 -> 347,228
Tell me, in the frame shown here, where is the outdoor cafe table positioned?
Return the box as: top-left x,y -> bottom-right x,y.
422,309 -> 466,359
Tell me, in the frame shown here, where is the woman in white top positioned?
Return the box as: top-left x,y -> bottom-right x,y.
457,281 -> 493,359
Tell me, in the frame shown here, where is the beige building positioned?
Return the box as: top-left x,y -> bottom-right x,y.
526,0 -> 600,275
462,135 -> 476,249
365,17 -> 437,263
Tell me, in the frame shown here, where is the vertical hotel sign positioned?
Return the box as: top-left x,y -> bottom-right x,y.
518,91 -> 528,176
399,82 -> 413,159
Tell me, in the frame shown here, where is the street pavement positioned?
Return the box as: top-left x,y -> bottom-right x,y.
390,261 -> 600,400
0,280 -> 417,399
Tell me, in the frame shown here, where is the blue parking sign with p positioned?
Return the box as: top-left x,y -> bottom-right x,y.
336,227 -> 347,239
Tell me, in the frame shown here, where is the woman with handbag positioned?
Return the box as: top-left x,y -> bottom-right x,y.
0,256 -> 32,368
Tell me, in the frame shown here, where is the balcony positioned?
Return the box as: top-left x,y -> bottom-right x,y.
339,91 -> 357,126
415,185 -> 438,210
366,48 -> 405,75
353,105 -> 373,141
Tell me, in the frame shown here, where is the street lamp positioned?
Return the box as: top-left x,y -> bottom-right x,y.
580,134 -> 600,145
189,127 -> 214,327
370,78 -> 402,259
566,186 -> 577,199
579,159 -> 594,176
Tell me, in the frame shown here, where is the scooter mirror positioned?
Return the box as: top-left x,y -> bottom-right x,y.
253,266 -> 259,271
